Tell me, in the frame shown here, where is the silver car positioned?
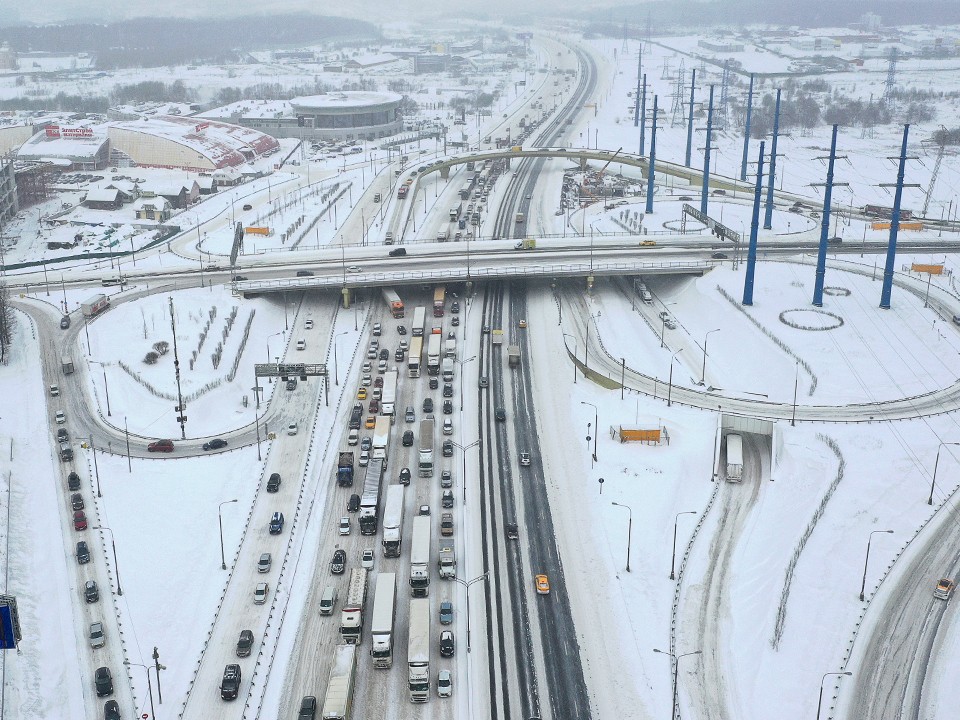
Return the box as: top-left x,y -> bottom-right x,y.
89,621 -> 105,648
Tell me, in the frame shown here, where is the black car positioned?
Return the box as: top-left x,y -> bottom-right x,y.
440,630 -> 455,657
104,700 -> 121,720
203,438 -> 228,451
397,325 -> 407,335
423,398 -> 434,413
266,473 -> 281,493
451,301 -> 460,313
495,407 -> 506,422
443,400 -> 453,414
95,666 -> 113,697
298,695 -> 318,719
331,549 -> 346,574
296,270 -> 314,277
711,252 -> 728,259
388,248 -> 407,257
232,275 -> 248,282
68,472 -> 81,491
402,430 -> 414,447
85,580 -> 99,603
379,348 -> 389,360
442,440 -> 453,457
395,349 -> 405,361
452,316 -> 460,326
399,467 -> 412,485
71,493 -> 84,511
286,378 -> 297,391
442,383 -> 453,398
57,428 -> 69,442
220,664 -> 241,700
60,315 -> 71,329
348,493 -> 361,512
76,541 -> 90,564
429,377 -> 439,389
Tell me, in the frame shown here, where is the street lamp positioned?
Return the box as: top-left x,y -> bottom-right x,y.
670,511 -> 697,579
653,648 -> 702,720
580,401 -> 598,464
562,333 -> 577,384
450,439 -> 480,505
817,671 -> 852,720
610,502 -> 633,572
452,572 -> 489,652
699,328 -> 721,386
334,331 -> 349,386
457,355 -> 476,409
928,441 -> 960,505
89,360 -> 112,416
791,361 -> 799,426
667,349 -> 683,408
123,661 -> 158,720
859,529 -> 894,601
266,331 -> 284,383
218,499 -> 238,570
92,526 -> 122,596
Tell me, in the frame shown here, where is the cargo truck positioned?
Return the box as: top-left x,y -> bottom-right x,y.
433,286 -> 445,317
348,404 -> 363,430
337,452 -> 355,487
491,329 -> 504,346
418,419 -> 435,478
81,294 -> 110,318
444,335 -> 456,359
380,370 -> 398,416
372,417 -> 391,461
358,459 -> 385,535
408,597 -> 431,702
508,345 -> 521,368
440,357 -> 454,383
321,643 -> 357,720
437,540 -> 456,579
407,337 -> 423,378
381,288 -> 405,318
426,334 -> 442,376
340,568 -> 369,643
397,185 -> 409,199
410,515 -> 431,597
61,356 -> 75,375
411,307 -> 426,337
369,572 -> 397,669
381,485 -> 405,558
725,434 -> 743,482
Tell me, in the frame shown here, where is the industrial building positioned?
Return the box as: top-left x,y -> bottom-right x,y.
200,91 -> 403,143
0,155 -> 17,233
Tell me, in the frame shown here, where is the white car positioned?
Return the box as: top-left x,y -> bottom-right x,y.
519,452 -> 531,466
339,517 -> 351,535
254,582 -> 269,605
361,548 -> 374,570
437,669 -> 452,698
347,265 -> 362,273
359,450 -> 370,467
89,621 -> 105,649
55,411 -> 66,424
287,422 -> 298,436
304,319 -> 314,330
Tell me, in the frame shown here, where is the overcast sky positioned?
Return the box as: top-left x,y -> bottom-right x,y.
0,0 -> 592,24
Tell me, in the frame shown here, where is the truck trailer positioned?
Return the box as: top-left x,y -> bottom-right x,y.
725,434 -> 743,482
409,515 -> 431,597
418,419 -> 435,478
339,568 -> 369,643
381,288 -> 405,318
372,417 -> 391,461
380,370 -> 398,416
508,345 -> 521,368
426,334 -> 442,376
381,485 -> 405,557
81,294 -> 110,318
407,598 -> 431,702
358,458 -> 385,535
337,452 -> 355,487
369,572 -> 397,669
321,643 -> 357,720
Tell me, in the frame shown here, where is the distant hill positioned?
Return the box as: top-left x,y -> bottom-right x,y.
0,14 -> 376,69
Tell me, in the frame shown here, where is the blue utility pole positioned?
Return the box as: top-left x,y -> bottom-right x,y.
740,74 -> 755,181
742,141 -> 765,306
700,85 -> 714,215
685,69 -> 696,167
813,125 -> 839,307
880,125 -> 912,309
763,88 -> 781,229
645,95 -> 659,214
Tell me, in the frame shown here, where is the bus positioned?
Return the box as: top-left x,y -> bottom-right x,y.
411,307 -> 426,337
407,336 -> 423,378
433,286 -> 445,317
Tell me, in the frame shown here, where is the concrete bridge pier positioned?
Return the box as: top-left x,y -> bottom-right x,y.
341,287 -> 351,308
439,166 -> 451,180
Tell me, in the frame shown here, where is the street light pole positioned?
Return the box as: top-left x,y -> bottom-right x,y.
563,333 -> 577,384
699,328 -> 720,386
93,526 -> 122,596
452,440 -> 480,506
817,671 -> 852,720
580,401 -> 598,464
791,361 -> 799,426
610,502 -> 633,571
123,661 -> 156,720
653,648 -> 702,720
453,572 -> 489,652
267,331 -> 284,384
458,355 -> 476,409
670,511 -> 697,579
667,349 -> 683,407
218,499 -> 238,570
929,441 -> 960,505
859,529 -> 894,600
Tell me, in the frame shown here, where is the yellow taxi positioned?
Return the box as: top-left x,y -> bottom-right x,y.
640,240 -> 657,246
364,415 -> 376,429
357,387 -> 367,401
535,574 -> 550,595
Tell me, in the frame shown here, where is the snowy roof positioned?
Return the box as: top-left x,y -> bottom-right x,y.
345,53 -> 400,67
17,128 -> 108,161
291,91 -> 403,110
132,196 -> 171,210
84,188 -> 121,203
199,100 -> 291,121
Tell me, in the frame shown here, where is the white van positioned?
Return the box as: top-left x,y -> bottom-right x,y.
347,429 -> 360,446
319,585 -> 338,615
296,338 -> 306,351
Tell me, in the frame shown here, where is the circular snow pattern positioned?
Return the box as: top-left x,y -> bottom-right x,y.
778,308 -> 844,331
822,287 -> 851,297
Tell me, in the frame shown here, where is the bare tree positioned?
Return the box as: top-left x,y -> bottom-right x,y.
0,282 -> 14,363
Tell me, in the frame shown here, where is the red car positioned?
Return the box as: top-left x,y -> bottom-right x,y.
148,439 -> 174,453
73,510 -> 87,530
369,399 -> 380,414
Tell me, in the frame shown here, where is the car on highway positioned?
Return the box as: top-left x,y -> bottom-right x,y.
330,549 -> 346,574
379,348 -> 389,360
935,577 -> 955,600
399,467 -> 412,485
394,349 -> 404,361
443,418 -> 453,435
361,373 -> 371,387
357,387 -> 367,400
361,548 -> 374,570
296,270 -> 314,277
364,416 -> 376,429
443,383 -> 453,397
442,490 -> 454,508
535,574 -> 550,595
89,621 -> 105,648
519,452 -> 531,466
397,325 -> 407,335
405,406 -> 416,423
55,411 -> 66,424
506,523 -> 519,540
402,430 -> 414,447
242,204 -> 253,210
68,472 -> 81,491
360,436 -> 372,451
104,700 -> 121,720
267,473 -> 281,493
203,438 -> 227,451
253,582 -> 269,604
519,319 -> 527,328
429,377 -> 439,390
347,265 -> 362,273
440,630 -> 455,657
84,580 -> 99,603
297,696 -> 317,719
440,470 -> 452,488
73,510 -> 87,531
236,630 -> 254,657
423,398 -> 434,414
442,440 -> 453,457
148,439 -> 174,452
49,384 -> 60,397
437,669 -> 452,698
339,517 -> 351,535
711,252 -> 728,259
304,319 -> 314,330
58,428 -> 69,443
479,376 -> 489,388
269,512 -> 284,534
388,248 -> 407,257
95,667 -> 113,697
495,407 -> 506,422
71,493 -> 84,511
443,400 -> 453,415
257,553 -> 272,573
439,601 -> 454,624
359,450 -> 369,467
452,316 -> 459,326
76,541 -> 90,564
287,422 -> 298,436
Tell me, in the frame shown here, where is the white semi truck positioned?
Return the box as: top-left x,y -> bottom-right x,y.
418,418 -> 435,478
372,416 -> 391,461
339,568 -> 369,644
381,485 -> 405,558
380,369 -> 398,416
409,515 -> 431,597
321,643 -> 357,720
407,597 -> 431,702
369,572 -> 397,669
725,433 -> 743,482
